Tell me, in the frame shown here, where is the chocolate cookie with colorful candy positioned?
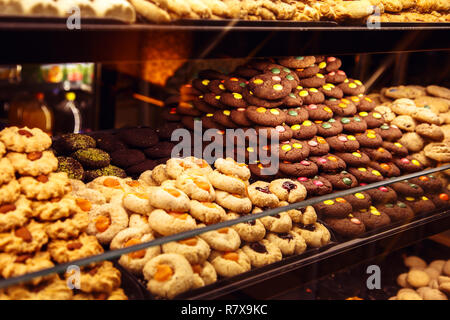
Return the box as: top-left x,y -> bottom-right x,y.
200,113 -> 226,130
192,78 -> 212,93
374,124 -> 403,142
355,130 -> 383,148
222,76 -> 248,93
275,140 -> 310,162
357,111 -> 384,129
315,118 -> 343,137
290,121 -> 317,140
402,195 -> 436,215
368,161 -> 401,177
356,95 -> 377,112
393,156 -> 424,173
233,65 -> 260,79
376,201 -> 414,222
206,79 -> 226,94
325,70 -> 347,84
213,110 -> 239,129
338,116 -> 367,133
248,73 -> 292,100
409,175 -> 443,193
306,104 -> 333,121
248,162 -> 282,181
294,64 -> 320,78
381,142 -> 409,158
203,92 -> 227,109
319,83 -> 344,99
353,206 -> 391,231
278,56 -> 316,69
155,122 -> 183,140
296,176 -> 332,196
245,106 -> 286,127
430,191 -> 450,210
338,79 -> 366,96
230,108 -> 252,127
344,192 -> 372,211
310,154 -> 346,173
192,96 -> 216,114
218,92 -> 248,109
180,115 -> 200,131
326,134 -> 359,152
306,136 -> 330,156
256,125 -> 293,142
284,108 -> 309,126
263,64 -> 300,88
314,56 -> 326,63
334,151 -> 369,167
301,88 -> 325,105
360,146 -> 393,162
279,159 -> 319,178
298,73 -> 326,88
314,197 -> 352,219
322,171 -> 358,190
176,101 -> 202,117
324,214 -> 366,239
161,106 -> 182,122
241,88 -> 283,109
325,98 -> 357,117
282,92 -> 303,108
366,186 -> 397,205
318,56 -> 342,73
391,181 -> 424,198
348,167 -> 384,183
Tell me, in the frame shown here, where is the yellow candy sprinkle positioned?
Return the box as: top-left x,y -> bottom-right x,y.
299,90 -> 308,97
359,112 -> 368,117
406,197 -> 415,201
339,103 -> 348,108
247,147 -> 254,152
319,62 -> 326,69
324,107 -> 332,113
256,107 -> 267,113
349,83 -> 357,88
316,73 -> 324,78
270,109 -> 280,115
223,110 -> 231,116
351,97 -> 360,102
367,133 -> 376,139
354,80 -> 362,85
412,159 -> 421,166
273,84 -> 283,91
253,79 -> 264,84
348,135 -> 356,141
215,95 -> 221,100
373,113 -> 382,119
219,84 -> 225,90
233,93 -> 243,99
293,143 -> 302,149
310,88 -> 318,93
355,193 -> 365,199
303,120 -> 312,126
352,152 -> 362,158
341,99 -> 350,104
206,113 -> 213,117
394,143 -> 403,147
202,79 -> 210,86
282,145 -> 292,151
372,170 -> 381,176
291,124 -> 301,130
358,168 -> 367,172
324,200 -> 334,205
422,196 -> 428,201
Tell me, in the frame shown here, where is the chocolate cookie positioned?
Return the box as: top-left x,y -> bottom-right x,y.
391,181 -> 424,197
279,159 -> 319,178
192,95 -> 216,114
376,201 -> 414,222
298,73 -> 326,88
353,206 -> 391,231
297,176 -> 332,196
310,154 -> 346,173
326,134 -> 359,152
358,111 -> 384,129
72,148 -> 110,169
223,77 -> 248,93
57,156 -> 84,180
315,118 -> 343,137
156,122 -> 183,141
242,88 -> 283,108
248,73 -> 292,100
213,110 -> 238,128
245,106 -> 286,126
430,191 -> 450,209
206,79 -> 226,94
409,175 -> 443,193
338,116 -> 367,133
233,66 -> 260,79
393,156 -> 424,173
53,133 -> 96,155
366,186 -> 397,205
94,134 -> 127,153
278,56 -> 316,69
322,171 -> 358,190
325,70 -> 347,84
306,136 -> 330,156
198,69 -> 228,80
402,196 -> 436,215
201,113 -> 226,130
348,167 -> 384,183
276,140 -> 310,162
290,121 -> 317,140
338,79 -> 365,96
306,104 -> 333,121
248,162 -> 281,181
301,89 -> 325,105
84,165 -> 127,182
181,116 -> 201,131
176,101 -> 202,117
360,147 -> 393,162
334,151 -> 370,167
256,125 -> 293,142
119,128 -> 159,148
218,92 -> 248,109
161,107 -> 182,122
374,124 -> 403,142
285,108 -> 309,126
318,57 -> 342,73
324,215 -> 366,238
314,197 -> 352,219
110,149 -> 146,168
144,142 -> 175,159
325,98 -> 357,117
355,130 -> 383,148
319,83 -> 344,99
282,92 -> 303,108
381,142 -> 409,157
357,96 -> 376,112
294,64 -> 320,78
126,159 -> 158,177
230,108 -> 253,127
368,161 -> 401,177
344,192 -> 372,211
263,64 -> 300,88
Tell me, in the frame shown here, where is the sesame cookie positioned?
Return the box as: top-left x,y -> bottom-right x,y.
215,190 -> 252,214
0,126 -> 52,153
253,207 -> 292,234
269,179 -> 307,203
292,222 -> 331,248
0,251 -> 54,285
7,151 -> 58,177
266,231 -> 307,256
0,220 -> 48,254
86,202 -> 128,244
209,249 -> 251,278
143,253 -> 194,299
148,209 -> 197,236
19,172 -> 71,201
226,212 -> 266,243
0,157 -> 15,186
162,236 -> 210,265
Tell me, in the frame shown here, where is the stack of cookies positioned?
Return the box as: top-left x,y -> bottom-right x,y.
0,126 -> 127,300
70,156 -> 332,299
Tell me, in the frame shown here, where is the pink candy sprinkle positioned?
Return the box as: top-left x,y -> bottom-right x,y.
313,180 -> 324,186
276,126 -> 285,132
360,183 -> 367,186
338,136 -> 348,142
379,187 -> 388,192
308,141 -> 318,147
298,177 -> 308,182
328,57 -> 336,62
308,104 -> 318,110
337,70 -> 345,75
272,76 -> 281,81
318,158 -> 327,164
401,158 -> 410,164
351,218 -> 361,225
329,72 -> 335,76
300,160 -> 310,166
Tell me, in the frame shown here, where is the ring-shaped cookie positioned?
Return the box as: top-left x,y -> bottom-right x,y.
269,179 -> 307,203
199,226 -> 241,252
123,192 -> 153,215
151,164 -> 170,185
253,207 -> 292,233
227,212 -> 266,243
247,181 -> 280,208
214,157 -> 250,180
148,186 -> 190,213
176,173 -> 215,202
242,239 -> 283,268
266,231 -> 307,256
87,176 -> 128,202
189,200 -> 227,225
0,220 -> 48,254
148,209 -> 197,236
292,222 -> 331,248
86,203 -> 129,244
208,249 -> 251,278
166,157 -> 212,180
162,236 -> 210,265
0,126 -> 52,153
208,170 -> 248,195
138,170 -> 158,187
128,214 -> 152,233
215,190 -> 252,214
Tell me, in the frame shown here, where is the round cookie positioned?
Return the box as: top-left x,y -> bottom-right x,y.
402,196 -> 436,215
0,126 -> 52,153
294,64 -> 320,79
366,186 -> 397,205
247,181 -> 280,208
313,197 -> 352,219
344,192 -> 372,211
147,186 -> 190,212
291,121 -> 317,140
215,190 -> 252,214
162,236 -> 210,265
255,124 -> 293,142
86,202 -> 128,244
155,122 -> 183,140
208,249 -> 251,278
430,191 -> 450,210
226,212 -> 266,243
301,88 -> 325,105
118,128 -> 159,148
393,156 -> 424,173
322,171 -> 358,190
361,147 -> 393,162
315,118 -> 343,137
319,83 -> 344,99
53,133 -> 96,155
298,73 -> 326,88
245,106 -> 286,126
266,231 -> 307,256
230,108 -> 253,127
391,115 -> 417,132
306,136 -> 330,156
176,101 -> 202,117
218,92 -> 248,109
355,130 -> 383,148
338,116 -> 367,133
368,161 -> 401,177
326,134 -> 359,152
161,107 -> 183,122
71,148 -> 110,169
278,159 -> 318,178
334,151 -> 370,167
358,111 -> 384,128
242,88 -> 283,109
374,124 -> 403,141
212,110 -> 238,128
248,73 -> 292,100
84,165 -> 127,182
263,64 -> 300,88
353,206 -> 391,230
282,92 -> 303,108
292,222 -> 331,248
253,207 -> 292,234
175,173 -> 215,202
356,95 -> 377,112
110,149 -> 146,168
94,134 -> 126,153
269,179 -> 307,203
391,181 -> 424,197
276,139 -> 310,162
305,104 -> 333,121
0,195 -> 31,232
7,151 -> 58,177
192,96 -> 217,114
325,98 -> 357,117
223,76 -> 248,93
348,167 -> 384,183
144,142 -> 175,159
376,201 -> 414,222
318,57 -> 342,73
248,162 -> 281,181
18,172 -> 71,201
148,209 -> 197,236
241,240 -> 283,268
409,175 -> 443,193
310,154 -> 346,173
325,70 -> 347,83
56,156 -> 84,181
381,141 -> 408,158
199,227 -> 241,252
296,176 -> 332,196
285,108 -> 309,126
323,215 -> 366,238
189,200 -> 226,225
278,56 -> 316,69
338,78 -> 365,96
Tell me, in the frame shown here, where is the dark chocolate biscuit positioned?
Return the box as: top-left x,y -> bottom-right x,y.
319,83 -> 344,99
245,106 -> 286,126
338,116 -> 367,133
277,56 -> 316,69
192,78 -> 211,93
393,156 -> 424,173
338,79 -> 366,96
368,161 -> 401,177
357,95 -> 376,112
374,124 -> 403,141
314,197 -> 352,219
357,111 -> 384,129
119,128 -> 159,148
366,186 -> 397,205
233,66 -> 260,79
181,116 -> 201,131
126,159 -> 158,177
430,191 -> 450,210
285,108 -> 309,126
248,73 -> 292,100
276,139 -> 310,162
242,88 -> 283,108
355,130 -> 383,148
325,70 -> 347,84
213,110 -> 239,129
57,156 -> 84,180
306,104 -> 333,121
294,64 -> 320,78
409,175 -> 443,193
110,149 -> 146,168
206,79 -> 227,94
144,141 -> 175,159
315,118 -> 343,137
161,107 -> 183,122
177,103 -> 202,118
282,92 -> 303,108
223,76 -> 248,93
230,108 -> 253,127
376,201 -> 414,222
156,122 -> 183,141
298,73 -> 326,88
218,92 -> 248,109
334,151 -> 370,167
95,135 -> 127,153
402,196 -> 436,215
193,96 -> 217,114
201,114 -> 226,130
360,147 -> 393,162
198,69 -> 228,80
71,148 -> 110,169
203,92 -> 227,109
348,167 -> 384,183
381,141 -> 409,157
296,175 -> 332,196
325,98 -> 357,117
323,215 -> 366,239
326,134 -> 359,152
310,154 -> 346,173
353,207 -> 391,231
290,121 -> 317,140
391,181 -> 424,197
322,171 -> 358,190
344,192 -> 372,211
318,57 -> 342,73
248,162 -> 281,181
306,136 -> 330,156
301,88 -> 325,105
263,64 -> 300,88
256,125 -> 293,142
84,165 -> 127,182
279,159 -> 318,177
